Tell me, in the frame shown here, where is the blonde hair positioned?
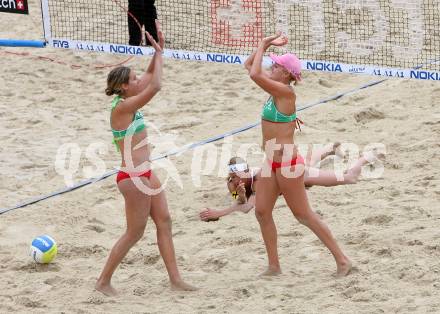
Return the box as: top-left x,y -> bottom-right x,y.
228,157 -> 249,173
105,66 -> 131,96
228,156 -> 247,166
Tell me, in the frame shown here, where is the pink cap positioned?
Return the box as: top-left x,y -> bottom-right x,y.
270,53 -> 302,81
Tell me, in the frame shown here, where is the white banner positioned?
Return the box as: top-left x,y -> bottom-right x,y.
48,38 -> 440,81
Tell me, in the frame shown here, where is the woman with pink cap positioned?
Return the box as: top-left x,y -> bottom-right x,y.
244,32 -> 352,277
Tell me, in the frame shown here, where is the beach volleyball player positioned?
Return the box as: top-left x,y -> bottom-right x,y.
246,32 -> 352,277
95,21 -> 196,296
200,148 -> 384,221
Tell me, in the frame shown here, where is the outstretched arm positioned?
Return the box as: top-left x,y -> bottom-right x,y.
138,20 -> 164,88
116,30 -> 163,114
249,33 -> 293,98
244,49 -> 258,73
199,200 -> 254,222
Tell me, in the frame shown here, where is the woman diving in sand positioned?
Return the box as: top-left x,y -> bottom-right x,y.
200,145 -> 384,221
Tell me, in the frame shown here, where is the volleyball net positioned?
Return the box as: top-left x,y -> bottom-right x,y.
35,0 -> 440,79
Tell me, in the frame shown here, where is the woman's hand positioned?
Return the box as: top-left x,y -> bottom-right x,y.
199,208 -> 220,221
236,181 -> 246,199
271,35 -> 288,47
146,29 -> 163,53
155,19 -> 165,50
261,32 -> 288,48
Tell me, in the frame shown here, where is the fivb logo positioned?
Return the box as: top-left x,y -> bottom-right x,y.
0,0 -> 28,14
53,40 -> 69,49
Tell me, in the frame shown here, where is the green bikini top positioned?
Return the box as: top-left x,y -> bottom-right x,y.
111,96 -> 146,151
261,96 -> 297,123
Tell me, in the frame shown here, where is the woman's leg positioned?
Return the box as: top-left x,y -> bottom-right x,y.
96,177 -> 151,296
304,167 -> 354,187
277,168 -> 351,277
344,151 -> 385,183
143,0 -> 158,44
304,151 -> 385,187
149,173 -> 197,291
128,0 -> 145,45
305,142 -> 342,167
255,169 -> 282,276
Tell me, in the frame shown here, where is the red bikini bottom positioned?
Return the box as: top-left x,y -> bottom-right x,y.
116,170 -> 152,183
267,155 -> 305,172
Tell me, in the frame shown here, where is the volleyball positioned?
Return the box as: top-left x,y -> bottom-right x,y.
29,235 -> 58,264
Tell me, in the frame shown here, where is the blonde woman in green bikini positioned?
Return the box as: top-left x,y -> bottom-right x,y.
245,32 -> 351,277
95,21 -> 196,296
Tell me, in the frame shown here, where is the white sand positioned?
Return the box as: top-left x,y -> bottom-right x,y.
1,1 -> 440,313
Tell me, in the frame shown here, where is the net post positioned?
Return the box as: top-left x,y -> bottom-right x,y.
40,0 -> 52,42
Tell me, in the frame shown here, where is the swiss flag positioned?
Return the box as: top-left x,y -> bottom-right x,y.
17,0 -> 24,10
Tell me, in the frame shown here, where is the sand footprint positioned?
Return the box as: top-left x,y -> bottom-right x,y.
424,245 -> 440,255
374,247 -> 393,257
318,78 -> 333,88
133,286 -> 148,296
143,253 -> 161,265
88,218 -> 104,225
344,231 -> 370,245
279,230 -> 303,237
121,252 -> 144,265
61,244 -> 106,258
86,294 -> 106,305
233,287 -> 252,299
362,214 -> 393,225
223,91 -> 239,98
203,257 -> 228,271
219,236 -> 252,246
354,107 -> 385,123
44,275 -> 63,286
407,239 -> 423,246
15,297 -> 45,308
84,225 -> 105,233
342,285 -> 367,299
13,262 -> 61,273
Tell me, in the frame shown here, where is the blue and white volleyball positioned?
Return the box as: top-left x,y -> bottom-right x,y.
29,235 -> 58,263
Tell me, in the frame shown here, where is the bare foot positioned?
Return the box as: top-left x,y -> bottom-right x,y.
259,266 -> 282,277
171,279 -> 198,291
308,142 -> 343,167
344,150 -> 386,184
363,150 -> 386,164
321,142 -> 344,164
336,259 -> 352,277
344,168 -> 361,184
332,142 -> 345,159
323,142 -> 343,158
95,281 -> 118,296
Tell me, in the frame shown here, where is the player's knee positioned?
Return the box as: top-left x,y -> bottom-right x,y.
155,214 -> 172,231
126,224 -> 146,243
293,211 -> 311,225
255,207 -> 270,222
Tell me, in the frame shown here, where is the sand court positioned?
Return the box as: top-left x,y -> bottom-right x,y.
1,1 -> 440,313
